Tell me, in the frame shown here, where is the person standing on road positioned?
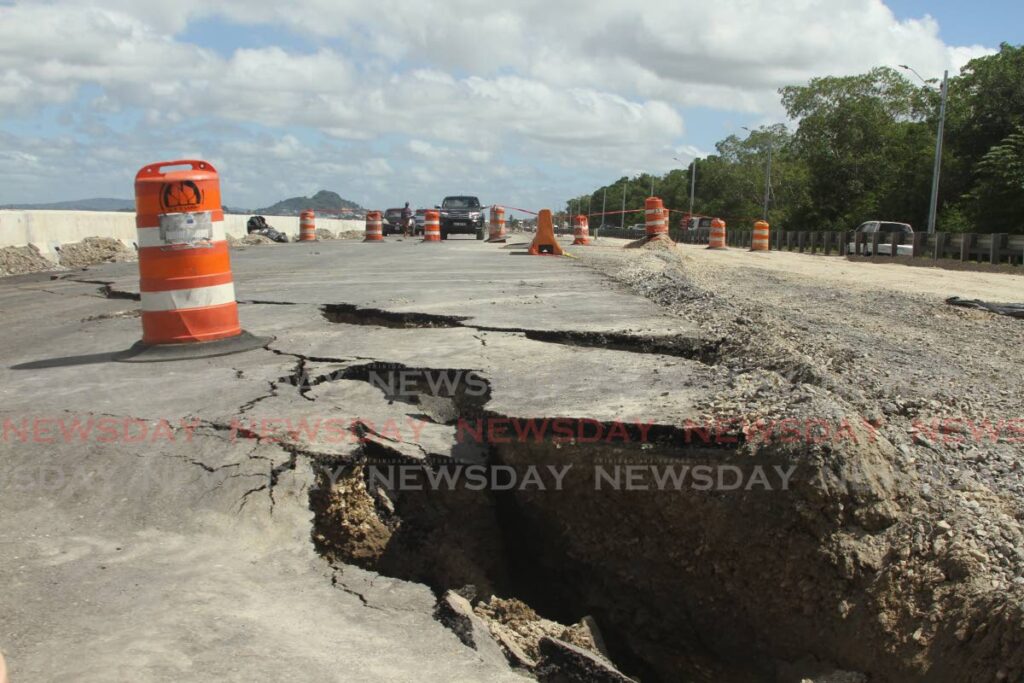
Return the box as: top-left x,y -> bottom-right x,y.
401,202 -> 414,236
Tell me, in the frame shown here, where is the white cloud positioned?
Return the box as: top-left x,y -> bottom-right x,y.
0,0 -> 998,209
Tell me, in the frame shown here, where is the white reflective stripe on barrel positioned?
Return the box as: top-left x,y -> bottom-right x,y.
140,283 -> 237,312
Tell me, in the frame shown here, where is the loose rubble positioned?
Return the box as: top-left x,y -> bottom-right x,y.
0,244 -> 62,276
56,236 -> 136,268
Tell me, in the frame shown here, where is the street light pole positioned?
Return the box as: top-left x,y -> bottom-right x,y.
900,65 -> 948,235
743,126 -> 772,220
927,70 -> 949,235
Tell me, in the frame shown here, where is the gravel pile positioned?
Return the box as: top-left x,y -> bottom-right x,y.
315,228 -> 335,240
57,237 -> 136,268
0,244 -> 63,277
238,234 -> 274,246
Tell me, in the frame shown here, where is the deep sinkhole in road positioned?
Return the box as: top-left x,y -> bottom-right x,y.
270,296 -> 1022,682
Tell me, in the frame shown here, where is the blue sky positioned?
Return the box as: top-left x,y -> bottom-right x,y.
885,1 -> 1023,45
0,1 -> 1010,214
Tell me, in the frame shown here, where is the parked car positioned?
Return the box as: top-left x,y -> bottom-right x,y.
382,208 -> 405,235
414,209 -> 426,235
628,223 -> 647,235
682,216 -> 714,231
438,196 -> 486,240
848,221 -> 914,256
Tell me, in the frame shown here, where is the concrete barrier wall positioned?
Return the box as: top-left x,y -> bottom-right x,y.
0,210 -> 364,259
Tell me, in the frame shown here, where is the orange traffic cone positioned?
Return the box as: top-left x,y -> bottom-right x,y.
528,209 -> 564,256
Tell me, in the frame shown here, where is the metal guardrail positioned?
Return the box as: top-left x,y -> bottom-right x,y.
672,228 -> 1024,266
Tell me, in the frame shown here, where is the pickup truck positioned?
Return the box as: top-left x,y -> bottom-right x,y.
383,208 -> 404,236
848,221 -> 914,256
438,196 -> 486,240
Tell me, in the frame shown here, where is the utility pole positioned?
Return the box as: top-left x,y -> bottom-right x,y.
621,179 -> 627,228
689,160 -> 696,218
763,146 -> 772,221
927,70 -> 949,235
650,175 -> 655,197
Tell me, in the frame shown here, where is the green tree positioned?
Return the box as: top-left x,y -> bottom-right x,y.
780,67 -> 932,230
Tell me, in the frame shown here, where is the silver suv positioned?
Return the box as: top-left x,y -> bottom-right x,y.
849,221 -> 914,256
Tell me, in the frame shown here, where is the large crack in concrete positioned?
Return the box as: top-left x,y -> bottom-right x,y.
321,303 -> 719,362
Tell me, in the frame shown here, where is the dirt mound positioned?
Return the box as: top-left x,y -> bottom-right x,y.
335,230 -> 364,240
315,228 -> 335,240
623,235 -> 676,251
0,244 -> 63,277
57,237 -> 135,268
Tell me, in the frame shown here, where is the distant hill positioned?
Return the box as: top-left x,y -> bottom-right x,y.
257,190 -> 363,216
1,198 -> 135,212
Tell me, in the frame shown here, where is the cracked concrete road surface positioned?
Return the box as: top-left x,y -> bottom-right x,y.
4,235 -> 1023,683
0,237 -> 701,682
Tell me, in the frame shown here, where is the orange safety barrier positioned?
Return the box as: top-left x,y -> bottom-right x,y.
134,159 -> 241,345
299,210 -> 316,241
645,197 -> 669,238
751,220 -> 770,251
488,205 -> 507,242
364,211 -> 383,241
528,209 -> 564,256
708,218 -> 727,249
423,210 -> 441,242
572,214 -> 591,245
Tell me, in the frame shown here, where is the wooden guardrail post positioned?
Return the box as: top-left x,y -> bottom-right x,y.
934,232 -> 946,260
890,231 -> 900,257
960,233 -> 975,262
990,234 -> 1006,264
797,231 -> 806,253
912,233 -> 926,258
870,231 -> 880,257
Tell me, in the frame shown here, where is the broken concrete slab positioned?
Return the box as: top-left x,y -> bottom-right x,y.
434,591 -> 510,669
534,636 -> 636,683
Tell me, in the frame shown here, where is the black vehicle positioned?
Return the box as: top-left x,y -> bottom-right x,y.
438,196 -> 486,240
246,215 -> 288,243
383,208 -> 404,235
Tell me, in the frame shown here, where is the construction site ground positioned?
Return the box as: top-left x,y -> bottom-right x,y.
1,234 -> 1022,682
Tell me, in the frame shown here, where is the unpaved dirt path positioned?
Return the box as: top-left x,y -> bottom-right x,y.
669,242 -> 1023,303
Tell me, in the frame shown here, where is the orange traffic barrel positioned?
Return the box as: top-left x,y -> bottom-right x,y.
423,210 -> 441,242
488,206 -> 507,242
751,220 -> 769,251
645,197 -> 668,238
572,214 -> 591,245
127,159 -> 266,361
528,209 -> 564,256
364,211 -> 383,241
708,218 -> 727,249
299,210 -> 316,241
